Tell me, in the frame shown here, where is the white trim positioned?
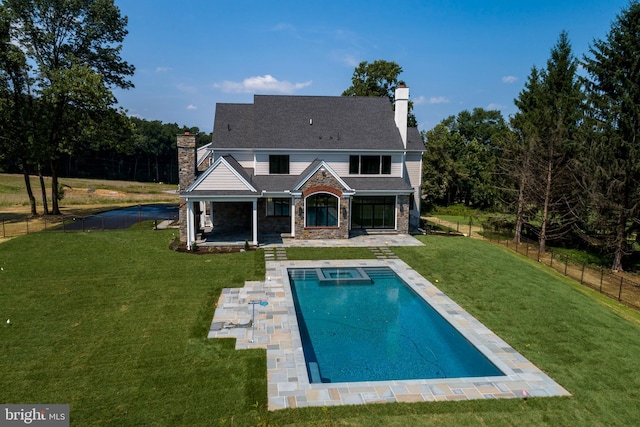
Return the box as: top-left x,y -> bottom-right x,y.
303,192 -> 340,228
395,195 -> 399,230
186,201 -> 196,249
252,200 -> 258,246
215,147 -> 424,153
187,156 -> 257,193
290,196 -> 296,237
293,160 -> 352,192
185,195 -> 260,203
350,190 -> 412,196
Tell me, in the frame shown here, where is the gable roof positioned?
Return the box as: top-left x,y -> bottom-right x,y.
291,159 -> 353,193
187,154 -> 258,193
212,95 -> 407,151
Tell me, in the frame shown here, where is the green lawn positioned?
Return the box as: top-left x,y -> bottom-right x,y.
2,230 -> 640,425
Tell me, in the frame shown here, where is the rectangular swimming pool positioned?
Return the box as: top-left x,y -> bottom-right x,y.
288,267 -> 504,383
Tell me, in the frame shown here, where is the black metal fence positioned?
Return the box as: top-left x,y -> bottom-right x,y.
1,204 -> 179,238
425,217 -> 640,310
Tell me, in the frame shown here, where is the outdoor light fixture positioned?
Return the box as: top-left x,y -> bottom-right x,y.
298,207 -> 303,217
341,206 -> 347,218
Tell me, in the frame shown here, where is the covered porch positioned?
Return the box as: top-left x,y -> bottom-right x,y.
183,196 -> 260,248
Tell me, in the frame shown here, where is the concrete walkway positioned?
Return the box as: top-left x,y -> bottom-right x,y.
264,233 -> 425,248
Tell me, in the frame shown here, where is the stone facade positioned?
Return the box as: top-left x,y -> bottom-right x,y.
177,133 -> 196,242
396,195 -> 410,234
294,169 -> 349,239
257,199 -> 291,236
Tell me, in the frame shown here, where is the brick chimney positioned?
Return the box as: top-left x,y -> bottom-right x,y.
394,83 -> 409,148
177,132 -> 197,242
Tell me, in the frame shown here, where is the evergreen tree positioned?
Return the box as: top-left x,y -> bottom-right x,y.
510,67 -> 543,243
510,31 -> 584,252
582,1 -> 640,271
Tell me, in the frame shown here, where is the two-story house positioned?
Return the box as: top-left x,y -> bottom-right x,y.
177,85 -> 424,248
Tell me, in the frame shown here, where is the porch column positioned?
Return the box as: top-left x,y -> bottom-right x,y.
252,199 -> 258,246
186,201 -> 196,249
290,196 -> 296,237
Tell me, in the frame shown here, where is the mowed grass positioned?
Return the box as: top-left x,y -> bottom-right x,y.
0,230 -> 266,425
2,231 -> 640,425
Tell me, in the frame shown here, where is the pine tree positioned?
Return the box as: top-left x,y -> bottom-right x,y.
582,1 -> 640,271
509,32 -> 584,251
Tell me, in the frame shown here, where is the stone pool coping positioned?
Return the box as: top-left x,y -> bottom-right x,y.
208,259 -> 570,410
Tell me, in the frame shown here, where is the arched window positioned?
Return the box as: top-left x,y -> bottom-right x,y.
305,193 -> 338,227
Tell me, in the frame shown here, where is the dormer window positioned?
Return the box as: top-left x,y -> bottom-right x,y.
269,155 -> 289,174
349,155 -> 392,175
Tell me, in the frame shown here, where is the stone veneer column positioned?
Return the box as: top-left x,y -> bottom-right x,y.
177,132 -> 197,242
396,195 -> 410,234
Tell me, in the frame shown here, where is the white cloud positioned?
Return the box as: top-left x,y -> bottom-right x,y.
341,54 -> 360,67
502,75 -> 518,84
412,96 -> 427,105
487,103 -> 503,110
272,22 -> 296,32
213,74 -> 312,94
177,83 -> 197,93
156,66 -> 171,73
187,104 -> 197,110
424,96 -> 450,105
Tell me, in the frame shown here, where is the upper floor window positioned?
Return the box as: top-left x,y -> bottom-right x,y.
349,155 -> 391,175
269,155 -> 289,174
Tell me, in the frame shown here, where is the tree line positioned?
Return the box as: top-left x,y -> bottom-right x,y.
0,0 -> 210,217
2,1 -> 638,270
421,2 -> 640,271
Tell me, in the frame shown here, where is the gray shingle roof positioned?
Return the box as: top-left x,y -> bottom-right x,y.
212,104 -> 254,149
212,95 -> 409,151
406,127 -> 425,152
343,177 -> 413,192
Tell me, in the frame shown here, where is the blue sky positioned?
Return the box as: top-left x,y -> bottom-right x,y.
112,0 -> 630,133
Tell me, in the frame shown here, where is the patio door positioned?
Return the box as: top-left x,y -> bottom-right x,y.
351,196 -> 396,229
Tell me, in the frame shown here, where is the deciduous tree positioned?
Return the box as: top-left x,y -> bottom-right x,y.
0,7 -> 38,215
3,0 -> 134,214
342,59 -> 417,127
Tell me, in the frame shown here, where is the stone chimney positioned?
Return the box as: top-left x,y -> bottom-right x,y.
177,132 -> 197,193
177,132 -> 197,242
394,83 -> 409,148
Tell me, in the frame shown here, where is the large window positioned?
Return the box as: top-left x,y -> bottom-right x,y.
306,194 -> 338,227
269,155 -> 289,174
349,155 -> 392,175
351,196 -> 396,229
266,198 -> 290,216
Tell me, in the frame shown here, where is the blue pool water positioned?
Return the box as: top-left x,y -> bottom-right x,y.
288,267 -> 503,383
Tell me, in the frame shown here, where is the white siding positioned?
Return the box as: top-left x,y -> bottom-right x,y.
255,152 -> 404,177
213,151 -> 254,169
405,152 -> 423,205
196,164 -> 251,191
